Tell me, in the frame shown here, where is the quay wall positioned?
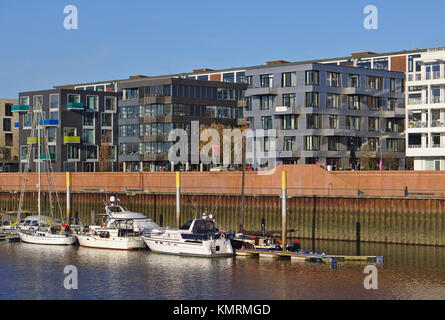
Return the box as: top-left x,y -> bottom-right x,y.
0,165 -> 444,246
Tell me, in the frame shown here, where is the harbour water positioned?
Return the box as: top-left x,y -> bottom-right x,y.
0,239 -> 444,300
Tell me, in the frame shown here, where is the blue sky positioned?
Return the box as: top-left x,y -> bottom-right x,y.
0,0 -> 444,98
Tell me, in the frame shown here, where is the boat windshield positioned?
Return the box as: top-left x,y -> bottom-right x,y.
107,205 -> 126,213
192,220 -> 215,234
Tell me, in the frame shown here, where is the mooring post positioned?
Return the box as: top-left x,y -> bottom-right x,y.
66,172 -> 71,226
281,170 -> 287,252
176,171 -> 181,228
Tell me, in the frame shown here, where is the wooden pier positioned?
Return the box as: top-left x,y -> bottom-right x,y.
234,249 -> 384,264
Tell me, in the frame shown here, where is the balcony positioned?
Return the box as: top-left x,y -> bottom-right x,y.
431,120 -> 445,127
408,144 -> 422,148
67,102 -> 85,110
41,120 -> 59,126
407,98 -> 423,105
26,137 -> 41,144
12,105 -> 30,112
408,121 -> 428,128
40,153 -> 56,160
63,136 -> 81,144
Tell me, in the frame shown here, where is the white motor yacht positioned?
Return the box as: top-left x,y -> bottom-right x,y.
142,214 -> 233,257
76,219 -> 146,250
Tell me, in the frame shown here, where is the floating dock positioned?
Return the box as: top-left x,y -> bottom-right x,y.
234,249 -> 384,264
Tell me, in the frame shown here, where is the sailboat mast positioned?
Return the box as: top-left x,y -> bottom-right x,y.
37,105 -> 41,220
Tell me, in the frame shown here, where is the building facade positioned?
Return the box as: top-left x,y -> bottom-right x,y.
16,89 -> 121,172
244,62 -> 405,170
406,48 -> 445,170
117,77 -> 247,172
0,98 -> 19,171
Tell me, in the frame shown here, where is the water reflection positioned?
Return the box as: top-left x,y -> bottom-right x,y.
0,240 -> 444,300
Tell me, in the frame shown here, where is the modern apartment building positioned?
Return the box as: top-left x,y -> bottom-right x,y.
0,98 -> 19,172
243,62 -> 405,170
117,76 -> 247,172
15,89 -> 121,172
406,48 -> 445,170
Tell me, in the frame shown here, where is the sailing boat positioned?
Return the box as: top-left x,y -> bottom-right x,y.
16,97 -> 75,245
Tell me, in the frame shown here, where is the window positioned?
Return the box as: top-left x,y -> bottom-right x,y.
20,96 -> 29,106
101,129 -> 112,144
328,115 -> 339,129
357,59 -> 371,69
283,136 -> 296,151
260,95 -> 274,110
305,92 -> 319,107
83,113 -> 95,126
3,118 -> 11,132
282,115 -> 298,130
260,74 -> 274,88
67,94 -> 80,103
47,127 -> 56,142
348,95 -> 360,110
223,73 -> 234,83
282,94 -> 296,108
82,129 -> 95,144
50,111 -> 58,120
390,78 -> 396,92
236,72 -> 245,83
125,88 -> 139,99
367,137 -> 379,151
246,97 -> 253,111
306,114 -> 321,129
326,72 -> 341,87
367,97 -> 381,111
386,138 -> 404,152
408,54 -> 421,73
33,95 -> 43,109
346,116 -> 361,130
388,98 -> 397,111
63,127 -> 76,137
373,58 -> 388,70
23,113 -> 32,128
326,94 -> 340,108
368,117 -> 379,131
328,137 -> 340,151
20,146 -> 28,160
305,71 -> 319,85
281,72 -> 297,87
50,94 -> 59,109
350,74 -> 360,88
101,113 -> 112,127
261,116 -> 272,130
67,145 -> 80,160
348,137 -> 362,151
431,86 -> 441,103
105,97 -> 116,111
367,76 -> 383,90
5,133 -> 13,147
304,136 -> 320,151
86,146 -> 98,160
197,75 -> 209,81
86,96 -> 98,111
5,103 -> 12,116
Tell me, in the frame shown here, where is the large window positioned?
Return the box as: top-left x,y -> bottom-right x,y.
367,96 -> 381,111
101,113 -> 112,127
260,74 -> 274,88
261,116 -> 272,130
304,136 -> 320,151
83,113 -> 95,126
305,71 -> 319,86
328,115 -> 339,129
282,115 -> 298,130
306,114 -> 321,129
50,94 -> 59,109
283,136 -> 296,151
326,72 -> 341,87
86,95 -> 99,111
260,95 -> 274,110
223,73 -> 234,83
23,113 -> 32,128
82,129 -> 95,144
64,127 -> 76,137
86,146 -> 98,160
346,116 -> 361,130
348,95 -> 360,110
3,118 -> 11,132
368,117 -> 379,131
105,97 -> 116,111
328,136 -> 340,151
373,58 -> 388,70
67,94 -> 80,103
67,145 -> 80,160
326,94 -> 340,108
4,103 -> 12,116
350,74 -> 360,88
282,94 -> 296,108
305,92 -> 319,107
101,129 -> 112,144
367,76 -> 383,91
281,72 -> 297,87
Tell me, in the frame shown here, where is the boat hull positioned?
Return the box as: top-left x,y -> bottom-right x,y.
142,236 -> 233,257
18,231 -> 76,245
76,234 -> 146,251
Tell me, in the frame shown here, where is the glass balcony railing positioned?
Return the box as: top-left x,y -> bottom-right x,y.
408,98 -> 422,105
67,102 -> 85,110
40,153 -> 56,160
431,96 -> 441,104
63,136 -> 81,143
12,105 -> 30,112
